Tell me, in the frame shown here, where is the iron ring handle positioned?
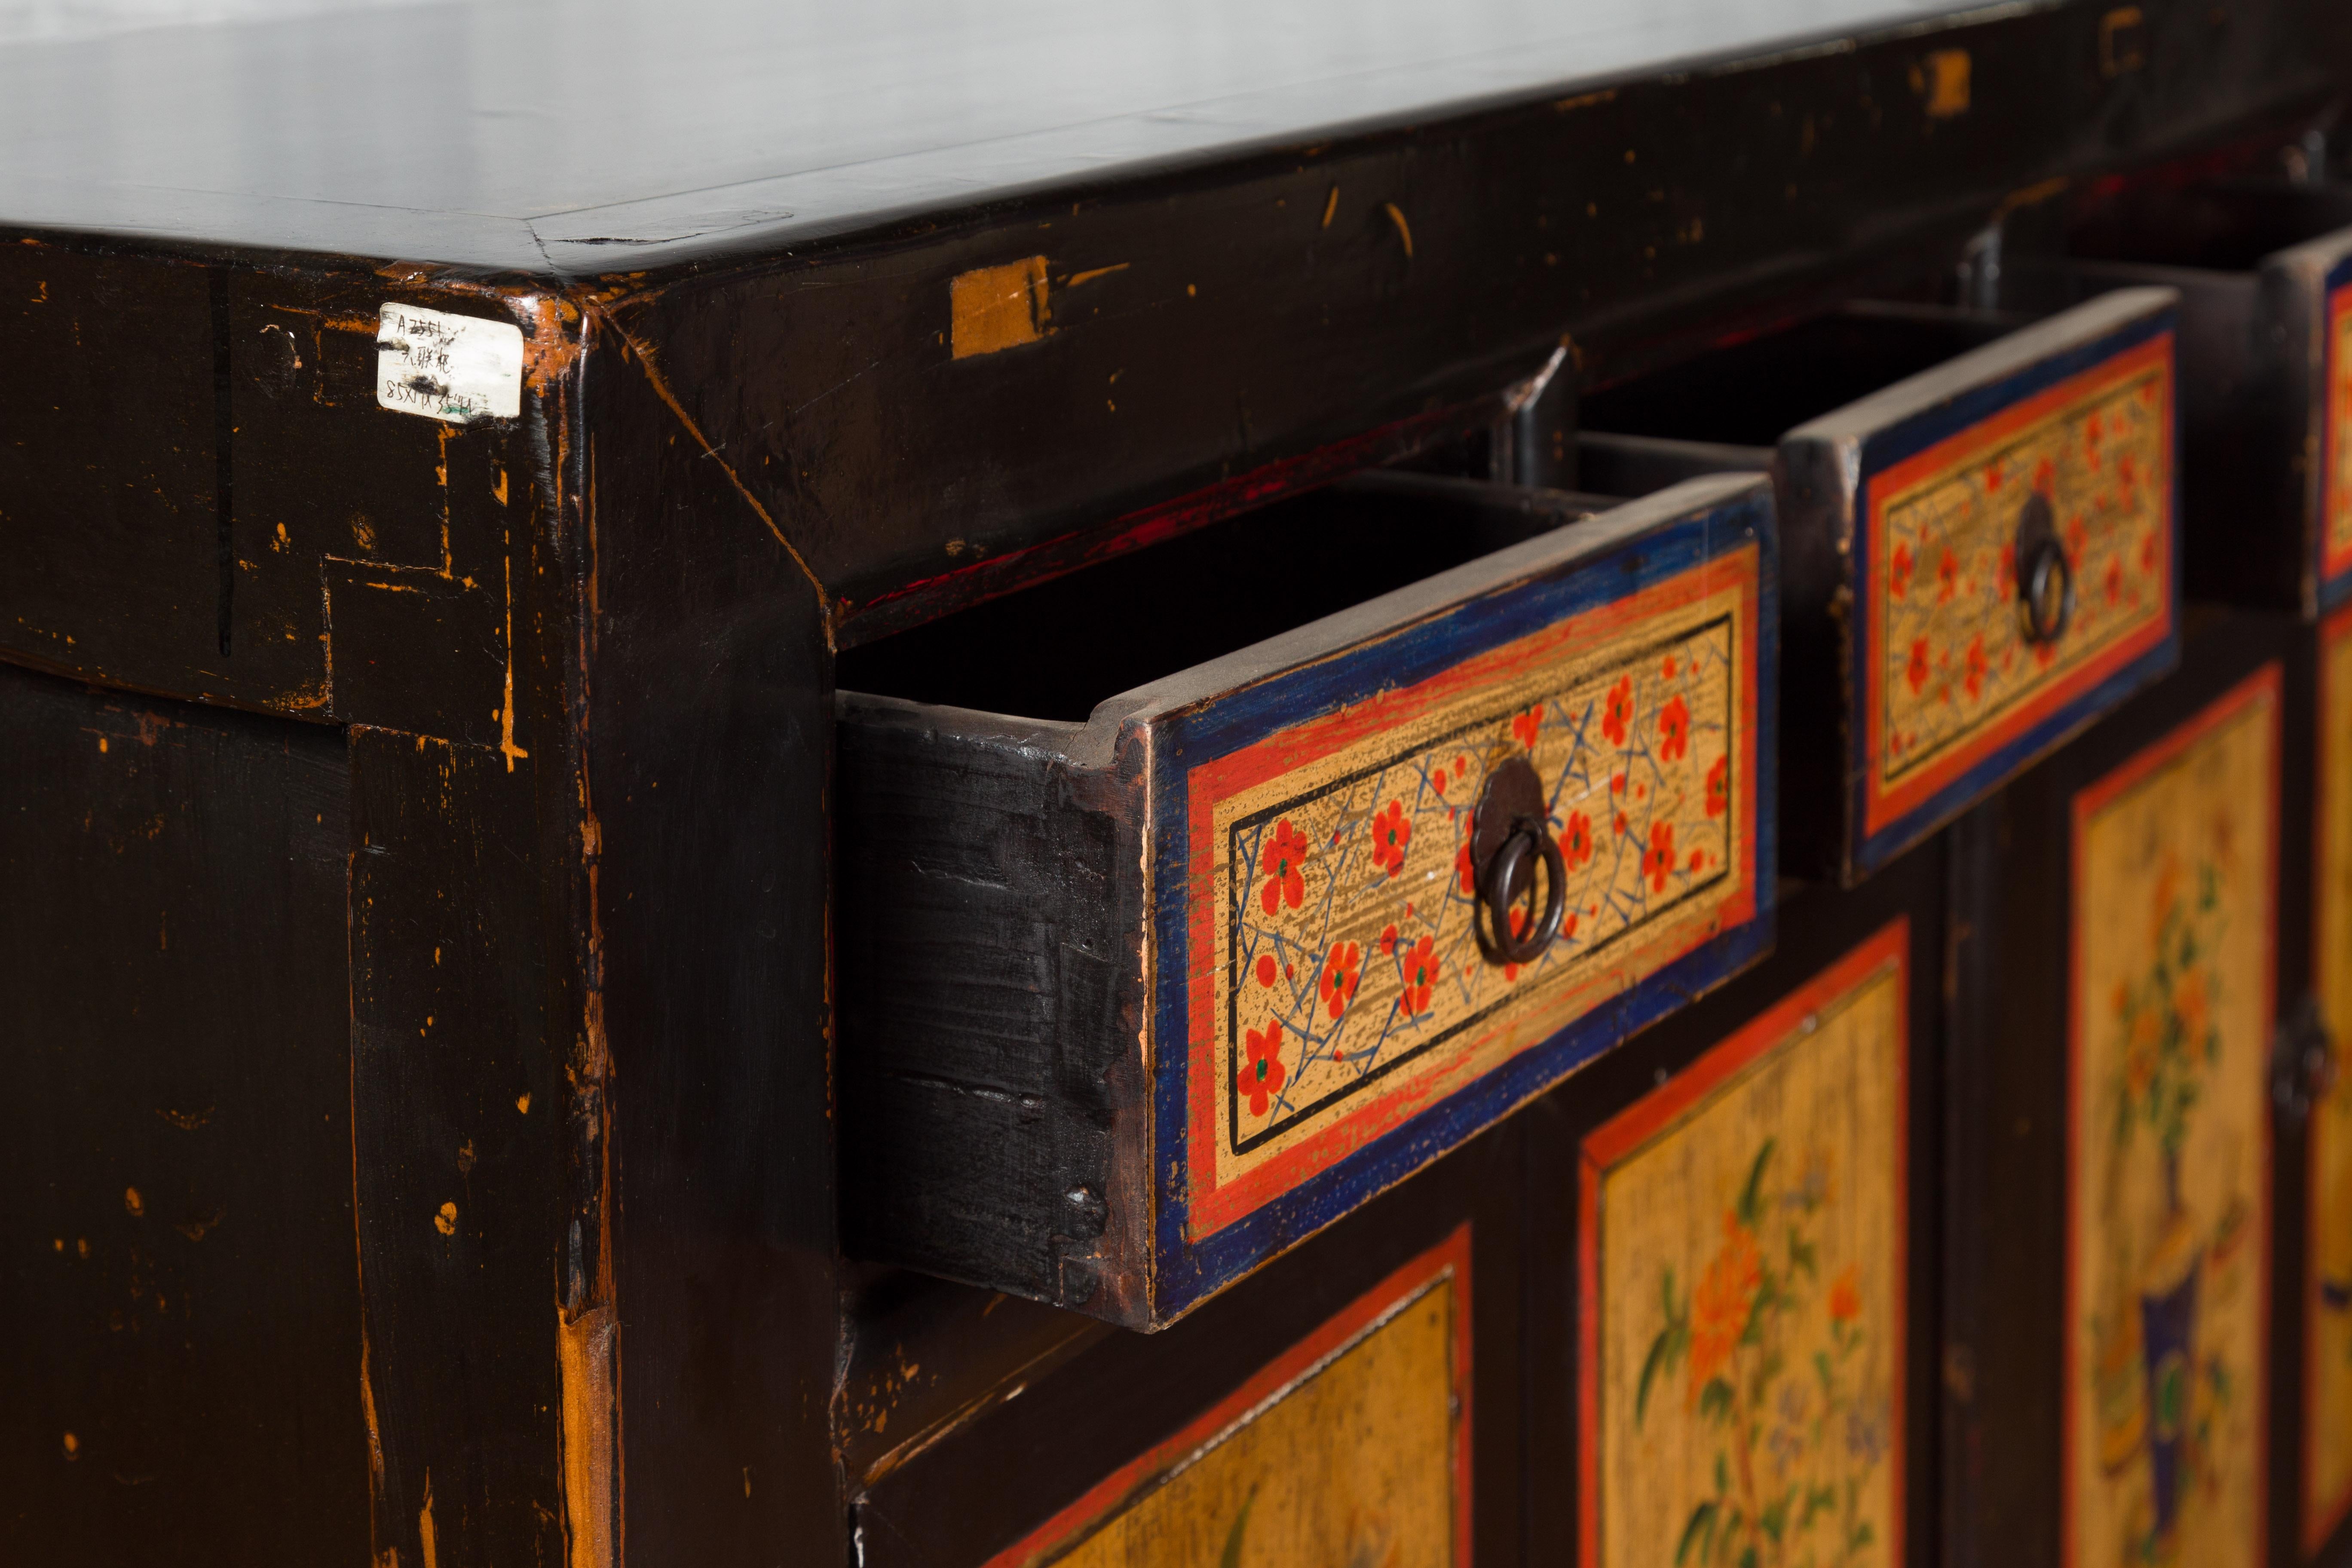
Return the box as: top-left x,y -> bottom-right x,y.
1474,822 -> 1567,967
2014,491 -> 2074,646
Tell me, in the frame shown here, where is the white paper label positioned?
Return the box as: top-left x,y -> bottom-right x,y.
376,304 -> 524,423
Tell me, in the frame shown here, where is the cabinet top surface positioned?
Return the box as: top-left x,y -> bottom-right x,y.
1,0 -> 1967,271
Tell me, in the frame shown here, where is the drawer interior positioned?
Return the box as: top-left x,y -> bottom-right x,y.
2064,178 -> 2352,272
1577,302 -> 2026,450
836,474 -> 1611,723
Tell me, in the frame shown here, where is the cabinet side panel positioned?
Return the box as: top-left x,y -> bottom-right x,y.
837,710 -> 1143,1318
0,665 -> 370,1563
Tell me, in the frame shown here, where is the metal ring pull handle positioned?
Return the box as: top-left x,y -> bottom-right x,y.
1470,756 -> 1568,968
2014,491 -> 2074,646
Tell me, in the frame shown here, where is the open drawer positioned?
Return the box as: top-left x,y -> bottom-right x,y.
1581,290 -> 2181,883
2021,179 -> 2352,615
835,472 -> 1777,1328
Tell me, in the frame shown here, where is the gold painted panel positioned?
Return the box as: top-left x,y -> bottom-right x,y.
2068,670 -> 2275,1568
2310,612 -> 2352,1553
992,1231 -> 1469,1567
1584,925 -> 1907,1568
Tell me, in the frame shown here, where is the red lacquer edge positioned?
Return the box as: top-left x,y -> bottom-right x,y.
1182,545 -> 1761,1239
2061,662 -> 2279,1568
2323,288 -> 2352,588
1863,333 -> 2177,837
2311,608 -> 2352,1557
1577,918 -> 1911,1568
983,1222 -> 1476,1568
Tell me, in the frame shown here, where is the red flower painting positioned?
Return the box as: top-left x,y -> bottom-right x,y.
1643,821 -> 1677,894
1658,694 -> 1691,762
1369,800 -> 1412,878
1963,633 -> 1987,702
1890,540 -> 1914,600
1906,638 -> 1930,696
1398,935 -> 1439,1017
1602,676 -> 1635,746
1511,704 -> 1543,751
1705,755 -> 1729,818
1260,819 -> 1309,915
1239,1021 -> 1287,1117
1319,941 -> 1361,1020
1562,809 -> 1594,868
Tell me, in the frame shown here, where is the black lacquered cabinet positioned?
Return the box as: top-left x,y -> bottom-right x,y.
5,1 -> 2352,1564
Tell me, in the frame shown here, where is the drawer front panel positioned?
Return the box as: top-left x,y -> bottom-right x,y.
1579,920 -> 1910,1568
1151,483 -> 1775,1316
2323,274 -> 2352,600
986,1228 -> 1471,1568
2310,605 -> 2352,1554
1862,331 -> 2175,858
2065,666 -> 2276,1568
1191,554 -> 1757,1235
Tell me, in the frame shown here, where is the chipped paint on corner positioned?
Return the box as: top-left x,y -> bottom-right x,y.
559,1298 -> 620,1568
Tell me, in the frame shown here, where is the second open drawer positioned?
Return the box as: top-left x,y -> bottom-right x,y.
835,472 -> 1777,1328
1582,289 -> 2183,883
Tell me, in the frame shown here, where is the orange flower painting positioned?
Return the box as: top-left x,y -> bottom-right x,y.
1588,928 -> 1906,1568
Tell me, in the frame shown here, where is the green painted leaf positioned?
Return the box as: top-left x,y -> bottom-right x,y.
1675,1501 -> 1718,1567
1700,1378 -> 1736,1424
1219,1486 -> 1260,1568
1738,1139 -> 1778,1227
1638,1329 -> 1673,1426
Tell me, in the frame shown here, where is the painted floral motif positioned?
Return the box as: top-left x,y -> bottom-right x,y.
1638,1139 -> 1889,1568
1876,362 -> 2168,785
1320,942 -> 1362,1020
2072,679 -> 2271,1568
1221,617 -> 1740,1143
1261,819 -> 1309,915
1370,799 -> 1413,878
1240,1022 -> 1287,1117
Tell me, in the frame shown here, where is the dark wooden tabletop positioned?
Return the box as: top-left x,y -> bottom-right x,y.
2,0 -> 1970,271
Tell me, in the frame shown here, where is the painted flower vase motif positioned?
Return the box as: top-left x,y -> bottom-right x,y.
2067,668 -> 2275,1568
2138,1168 -> 2201,1561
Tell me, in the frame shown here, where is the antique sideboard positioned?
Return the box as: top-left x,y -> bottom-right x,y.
6,1 -> 2352,1563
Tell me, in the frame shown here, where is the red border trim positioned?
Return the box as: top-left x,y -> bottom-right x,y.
1863,334 -> 2176,837
1184,546 -> 1761,1237
2311,609 -> 2352,1556
2061,662 -> 2279,1568
984,1224 -> 1476,1568
1577,919 -> 1911,1568
2323,288 -> 2352,588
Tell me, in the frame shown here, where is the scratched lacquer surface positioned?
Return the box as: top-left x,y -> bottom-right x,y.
986,1228 -> 1471,1568
2311,608 -> 2352,1553
1865,337 -> 2173,842
2067,668 -> 2275,1568
1188,547 -> 1759,1237
1581,922 -> 1908,1568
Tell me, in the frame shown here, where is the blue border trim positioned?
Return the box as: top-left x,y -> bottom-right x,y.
2318,254 -> 2352,616
1146,488 -> 1779,1320
1847,306 -> 2183,878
